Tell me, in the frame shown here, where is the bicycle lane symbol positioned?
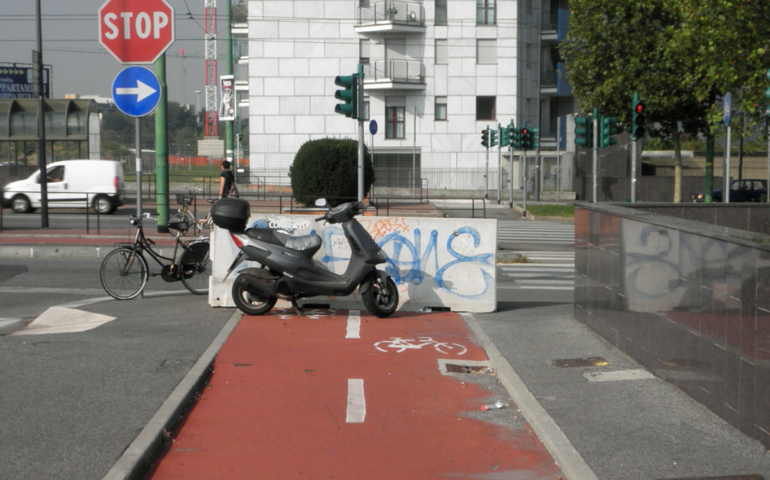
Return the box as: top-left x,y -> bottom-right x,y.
374,337 -> 467,355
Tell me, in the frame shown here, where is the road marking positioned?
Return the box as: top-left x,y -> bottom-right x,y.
583,369 -> 655,382
498,286 -> 574,290
11,306 -> 116,335
346,310 -> 361,339
0,318 -> 24,329
374,337 -> 467,355
346,379 -> 366,423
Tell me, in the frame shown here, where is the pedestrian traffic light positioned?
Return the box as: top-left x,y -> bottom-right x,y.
574,115 -> 593,148
481,128 -> 489,148
632,97 -> 647,140
520,127 -> 530,150
490,128 -> 498,147
500,126 -> 511,147
334,74 -> 357,118
528,128 -> 540,149
600,116 -> 618,148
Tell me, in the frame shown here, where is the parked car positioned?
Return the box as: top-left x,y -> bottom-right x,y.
693,179 -> 768,203
1,160 -> 125,214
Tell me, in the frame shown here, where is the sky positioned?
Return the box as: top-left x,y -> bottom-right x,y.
1,0 -> 233,109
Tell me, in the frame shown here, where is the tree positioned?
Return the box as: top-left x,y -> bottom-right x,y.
560,0 -> 708,202
289,138 -> 374,207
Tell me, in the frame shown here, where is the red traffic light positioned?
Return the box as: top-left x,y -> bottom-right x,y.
481,129 -> 487,134
521,128 -> 528,135
635,103 -> 645,114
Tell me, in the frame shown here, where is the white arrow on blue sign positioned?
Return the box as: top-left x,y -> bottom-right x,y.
112,66 -> 161,117
723,92 -> 731,126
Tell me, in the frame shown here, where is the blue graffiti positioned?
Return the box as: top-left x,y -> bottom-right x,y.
320,226 -> 493,298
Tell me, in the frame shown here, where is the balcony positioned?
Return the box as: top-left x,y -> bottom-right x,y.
363,59 -> 425,90
540,9 -> 569,42
355,1 -> 426,34
234,63 -> 249,93
231,22 -> 248,38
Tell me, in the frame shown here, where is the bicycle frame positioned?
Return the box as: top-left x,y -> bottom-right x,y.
128,218 -> 208,274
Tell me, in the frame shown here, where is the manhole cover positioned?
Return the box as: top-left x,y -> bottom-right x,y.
553,357 -> 609,368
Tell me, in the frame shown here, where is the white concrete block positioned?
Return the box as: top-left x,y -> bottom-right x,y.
432,134 -> 462,152
280,20 -> 309,38
448,96 -> 464,115
477,75 -> 497,95
295,41 -> 325,58
279,58 -> 309,77
461,96 -> 476,115
496,95 -> 517,116
448,26 -> 463,40
325,1 -> 351,19
264,1 -> 290,18
295,77 -> 325,96
249,39 -> 264,58
264,116 -> 295,134
325,41 -> 358,58
448,77 -> 475,95
250,115 -> 265,134
265,77 -> 295,96
477,64 -> 497,79
250,58 -> 279,77
209,216 -> 497,313
461,58 -> 476,76
248,77 -> 264,96
294,1 -> 324,19
263,40 -> 294,58
280,96 -> 311,115
296,115 -> 326,134
252,21 -> 278,38
448,115 -> 476,134
251,134 -> 281,153
462,133 -> 482,152
476,25 -> 497,38
248,1 -> 264,18
310,58 -> 340,77
280,134 -> 310,152
252,96 -> 280,115
326,114 -> 357,134
311,96 -> 338,115
309,21 -> 340,38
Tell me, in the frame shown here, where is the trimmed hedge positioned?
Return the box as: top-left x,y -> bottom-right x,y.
289,138 -> 374,207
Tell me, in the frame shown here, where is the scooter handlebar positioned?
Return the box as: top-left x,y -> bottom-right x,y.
315,215 -> 326,222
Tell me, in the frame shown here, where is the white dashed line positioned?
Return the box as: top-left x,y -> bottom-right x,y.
346,310 -> 361,339
346,379 -> 366,423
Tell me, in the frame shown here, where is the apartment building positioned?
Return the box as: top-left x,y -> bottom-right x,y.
246,0 -> 575,190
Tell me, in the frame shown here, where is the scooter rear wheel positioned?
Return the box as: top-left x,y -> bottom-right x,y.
232,276 -> 277,315
362,275 -> 399,318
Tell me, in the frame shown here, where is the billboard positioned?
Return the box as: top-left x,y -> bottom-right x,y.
0,64 -> 52,99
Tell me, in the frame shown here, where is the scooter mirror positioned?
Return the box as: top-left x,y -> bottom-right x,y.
315,198 -> 327,207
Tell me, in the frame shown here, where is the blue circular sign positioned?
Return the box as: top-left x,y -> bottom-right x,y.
369,120 -> 378,135
723,93 -> 731,126
112,66 -> 161,117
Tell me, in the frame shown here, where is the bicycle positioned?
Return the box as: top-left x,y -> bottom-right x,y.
169,187 -> 214,236
99,212 -> 211,300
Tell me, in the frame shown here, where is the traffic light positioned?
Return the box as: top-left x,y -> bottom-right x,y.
528,128 -> 540,149
520,127 -> 529,150
334,74 -> 357,118
600,116 -> 618,148
511,127 -> 522,149
574,115 -> 593,148
632,97 -> 647,140
490,128 -> 499,147
481,128 -> 489,148
500,126 -> 511,147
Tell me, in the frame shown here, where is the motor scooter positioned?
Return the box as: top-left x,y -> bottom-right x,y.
211,198 -> 398,317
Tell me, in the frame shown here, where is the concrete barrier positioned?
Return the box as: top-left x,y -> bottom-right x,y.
209,215 -> 497,313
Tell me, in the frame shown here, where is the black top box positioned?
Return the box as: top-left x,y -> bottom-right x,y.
210,197 -> 250,233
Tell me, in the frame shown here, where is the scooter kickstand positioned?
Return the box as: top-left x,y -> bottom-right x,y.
291,297 -> 305,317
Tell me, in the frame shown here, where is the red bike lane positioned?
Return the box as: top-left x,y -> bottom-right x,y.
143,309 -> 562,479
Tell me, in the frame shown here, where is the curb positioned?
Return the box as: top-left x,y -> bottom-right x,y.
0,245 -> 176,259
461,313 -> 599,480
102,309 -> 243,480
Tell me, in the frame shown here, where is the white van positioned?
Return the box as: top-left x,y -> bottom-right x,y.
1,160 -> 124,214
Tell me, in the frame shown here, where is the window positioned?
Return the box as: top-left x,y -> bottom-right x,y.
363,98 -> 370,121
476,0 -> 495,25
435,96 -> 447,121
359,39 -> 371,64
476,96 -> 496,121
385,97 -> 406,139
42,165 -> 64,184
435,0 -> 447,25
435,39 -> 448,65
477,39 -> 497,64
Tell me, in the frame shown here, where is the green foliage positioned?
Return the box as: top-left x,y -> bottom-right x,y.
101,101 -> 202,153
289,138 -> 374,207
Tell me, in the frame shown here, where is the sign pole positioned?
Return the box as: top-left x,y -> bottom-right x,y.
135,118 -> 142,218
556,118 -> 561,203
35,0 -> 49,228
522,149 -> 528,216
767,116 -> 769,204
592,109 -> 599,203
155,53 -> 169,233
725,125 -> 732,203
509,144 -> 514,208
357,64 -> 364,202
631,137 -> 637,203
485,125 -> 489,200
497,123 -> 502,204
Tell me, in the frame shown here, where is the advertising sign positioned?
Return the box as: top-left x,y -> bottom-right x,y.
0,65 -> 51,99
219,75 -> 236,121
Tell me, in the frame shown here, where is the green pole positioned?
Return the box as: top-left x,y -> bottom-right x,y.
225,0 -> 234,165
704,130 -> 714,203
155,53 -> 170,233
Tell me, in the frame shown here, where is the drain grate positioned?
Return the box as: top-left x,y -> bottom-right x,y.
553,357 -> 610,368
445,364 -> 488,374
657,475 -> 765,480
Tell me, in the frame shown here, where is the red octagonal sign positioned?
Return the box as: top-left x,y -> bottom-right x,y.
99,0 -> 175,65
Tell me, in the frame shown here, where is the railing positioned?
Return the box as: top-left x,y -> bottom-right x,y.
358,1 -> 425,26
364,59 -> 425,84
540,67 -> 558,87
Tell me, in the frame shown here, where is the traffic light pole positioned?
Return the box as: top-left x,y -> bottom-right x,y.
767,117 -> 769,203
497,123 -> 502,204
135,117 -> 142,218
485,125 -> 489,200
522,149 -> 528,216
724,124 -> 731,203
357,65 -> 365,202
592,110 -> 599,203
509,144 -> 514,208
631,138 -> 637,203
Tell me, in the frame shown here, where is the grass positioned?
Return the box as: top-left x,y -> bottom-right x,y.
518,204 -> 575,218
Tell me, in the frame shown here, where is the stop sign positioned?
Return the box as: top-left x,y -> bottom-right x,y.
99,0 -> 175,64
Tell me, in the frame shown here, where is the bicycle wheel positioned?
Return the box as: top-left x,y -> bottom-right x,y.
180,241 -> 211,295
100,247 -> 148,300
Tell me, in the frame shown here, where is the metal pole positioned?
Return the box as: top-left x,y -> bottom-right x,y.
556,119 -> 561,203
592,110 -> 599,203
485,125 -> 489,200
357,65 -> 365,202
631,138 -> 638,203
767,117 -> 769,203
725,125 -> 732,203
497,123 -> 502,204
155,54 -> 169,233
135,118 -> 142,218
522,150 -> 528,215
509,145 -> 514,208
225,0 -> 234,166
35,0 -> 49,228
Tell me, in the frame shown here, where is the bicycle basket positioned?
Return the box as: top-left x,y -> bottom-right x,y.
168,220 -> 190,233
176,194 -> 194,206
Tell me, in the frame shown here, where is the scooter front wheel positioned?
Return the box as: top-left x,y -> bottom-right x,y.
362,274 -> 399,318
232,276 -> 277,315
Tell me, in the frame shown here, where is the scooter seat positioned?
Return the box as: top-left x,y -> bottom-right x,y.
284,234 -> 322,252
244,228 -> 322,253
